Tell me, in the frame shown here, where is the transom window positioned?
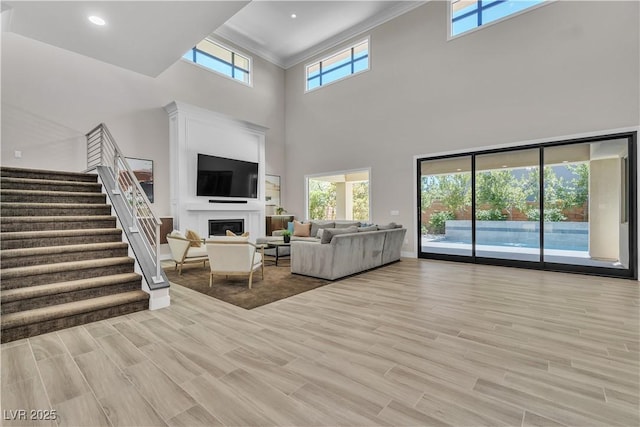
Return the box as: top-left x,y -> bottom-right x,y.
306,39 -> 369,92
451,0 -> 546,37
183,39 -> 251,85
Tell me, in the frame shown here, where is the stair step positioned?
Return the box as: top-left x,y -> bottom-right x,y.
1,202 -> 112,217
1,242 -> 130,268
0,166 -> 98,183
1,189 -> 106,204
0,215 -> 117,232
1,273 -> 142,314
1,228 -> 122,250
0,177 -> 103,193
0,290 -> 149,343
1,257 -> 135,289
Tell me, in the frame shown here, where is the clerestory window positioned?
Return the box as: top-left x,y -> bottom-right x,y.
183,39 -> 251,85
451,0 -> 547,38
305,39 -> 369,92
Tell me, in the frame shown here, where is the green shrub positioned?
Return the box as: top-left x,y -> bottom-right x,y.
428,211 -> 455,234
475,209 -> 505,221
526,208 -> 567,222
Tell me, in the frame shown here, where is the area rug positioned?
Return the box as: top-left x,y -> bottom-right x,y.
163,262 -> 331,310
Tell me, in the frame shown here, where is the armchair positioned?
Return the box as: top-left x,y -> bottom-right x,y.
166,234 -> 208,274
205,238 -> 264,289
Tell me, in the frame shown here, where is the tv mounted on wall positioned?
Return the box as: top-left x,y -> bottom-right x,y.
196,153 -> 259,198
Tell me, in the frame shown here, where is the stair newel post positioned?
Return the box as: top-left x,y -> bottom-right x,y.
111,153 -> 121,196
130,188 -> 139,233
153,222 -> 163,284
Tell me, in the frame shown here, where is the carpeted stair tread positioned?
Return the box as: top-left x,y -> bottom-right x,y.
1,202 -> 112,217
1,256 -> 134,280
1,273 -> 141,303
0,177 -> 102,192
1,242 -> 128,259
2,228 -> 121,240
0,166 -> 98,183
0,242 -> 130,268
1,215 -> 115,223
0,215 -> 116,232
1,189 -> 106,203
1,290 -> 148,330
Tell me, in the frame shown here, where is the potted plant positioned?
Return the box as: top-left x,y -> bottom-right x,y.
275,206 -> 286,215
281,230 -> 292,243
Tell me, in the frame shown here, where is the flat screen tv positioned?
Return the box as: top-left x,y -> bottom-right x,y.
197,153 -> 258,198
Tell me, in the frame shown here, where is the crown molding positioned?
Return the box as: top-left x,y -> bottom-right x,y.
215,1 -> 427,70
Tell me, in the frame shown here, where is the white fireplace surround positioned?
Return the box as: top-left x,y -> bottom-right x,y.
165,101 -> 267,240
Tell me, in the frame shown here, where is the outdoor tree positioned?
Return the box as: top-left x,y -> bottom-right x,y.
308,180 -> 336,220
523,163 -> 589,221
351,181 -> 369,221
475,170 -> 527,220
421,173 -> 471,215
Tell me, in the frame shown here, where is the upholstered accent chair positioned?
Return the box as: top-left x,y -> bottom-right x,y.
166,233 -> 208,274
205,238 -> 264,289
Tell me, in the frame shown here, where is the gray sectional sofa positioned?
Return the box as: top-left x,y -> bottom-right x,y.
257,220 -> 406,280
291,226 -> 406,280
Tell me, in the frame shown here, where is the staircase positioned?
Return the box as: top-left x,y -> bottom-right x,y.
0,166 -> 149,343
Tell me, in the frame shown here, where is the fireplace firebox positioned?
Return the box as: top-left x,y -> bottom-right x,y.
209,219 -> 245,236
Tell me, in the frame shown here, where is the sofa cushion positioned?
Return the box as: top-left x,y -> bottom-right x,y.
358,225 -> 378,232
321,226 -> 358,244
377,222 -> 397,230
310,221 -> 335,237
186,245 -> 208,258
293,220 -> 311,237
334,221 -> 361,229
185,229 -> 202,247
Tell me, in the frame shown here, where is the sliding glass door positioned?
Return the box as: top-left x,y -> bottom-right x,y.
543,139 -> 630,270
420,156 -> 472,257
475,149 -> 540,262
417,132 -> 637,278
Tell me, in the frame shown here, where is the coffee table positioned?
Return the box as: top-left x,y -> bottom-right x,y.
266,241 -> 291,266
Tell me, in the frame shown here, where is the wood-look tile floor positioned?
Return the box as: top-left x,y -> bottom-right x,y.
2,259 -> 639,427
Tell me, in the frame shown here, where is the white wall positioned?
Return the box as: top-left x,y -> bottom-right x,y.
1,31 -> 286,218
284,0 -> 640,254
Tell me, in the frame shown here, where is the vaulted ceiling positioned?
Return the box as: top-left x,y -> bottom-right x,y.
2,1 -> 425,76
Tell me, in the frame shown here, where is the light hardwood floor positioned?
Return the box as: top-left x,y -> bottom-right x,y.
2,259 -> 639,426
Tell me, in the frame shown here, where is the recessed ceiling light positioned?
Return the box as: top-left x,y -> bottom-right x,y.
562,160 -> 569,163
456,168 -> 462,171
501,165 -> 508,168
291,13 -> 297,19
88,15 -> 106,26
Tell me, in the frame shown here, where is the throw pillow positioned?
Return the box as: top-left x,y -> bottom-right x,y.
316,228 -> 325,239
293,220 -> 311,237
310,221 -> 335,238
287,221 -> 295,233
226,230 -> 250,237
321,226 -> 358,244
185,229 -> 202,247
170,229 -> 186,239
358,225 -> 378,232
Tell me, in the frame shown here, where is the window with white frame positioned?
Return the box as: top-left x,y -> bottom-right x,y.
306,39 -> 369,92
183,39 -> 251,85
307,170 -> 370,222
451,0 -> 546,37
